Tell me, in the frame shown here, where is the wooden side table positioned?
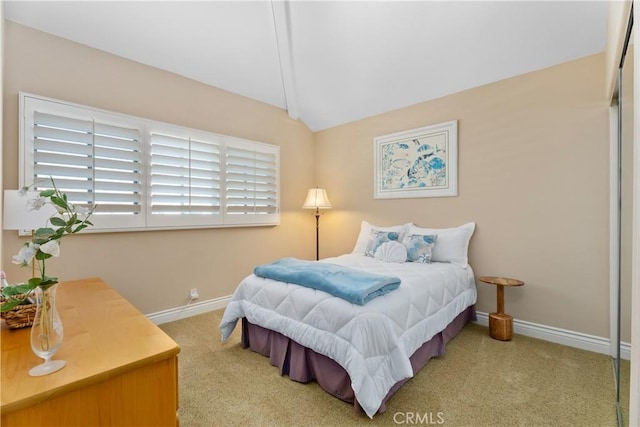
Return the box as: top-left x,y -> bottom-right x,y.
479,276 -> 524,341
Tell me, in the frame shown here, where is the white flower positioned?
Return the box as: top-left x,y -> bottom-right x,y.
27,197 -> 47,211
12,243 -> 39,266
74,205 -> 90,216
18,187 -> 29,196
39,240 -> 61,257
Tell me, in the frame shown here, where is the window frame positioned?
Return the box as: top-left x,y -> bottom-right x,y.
19,92 -> 280,233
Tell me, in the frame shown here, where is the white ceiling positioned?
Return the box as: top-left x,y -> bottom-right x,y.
4,1 -> 608,131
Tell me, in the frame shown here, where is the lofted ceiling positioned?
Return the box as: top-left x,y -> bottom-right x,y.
4,1 -> 607,131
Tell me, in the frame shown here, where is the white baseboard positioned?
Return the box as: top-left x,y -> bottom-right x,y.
475,311 -> 631,360
147,295 -> 232,325
146,301 -> 631,360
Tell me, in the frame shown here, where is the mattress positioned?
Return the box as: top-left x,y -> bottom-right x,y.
220,254 -> 477,417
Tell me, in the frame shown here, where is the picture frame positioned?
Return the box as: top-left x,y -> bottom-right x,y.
373,120 -> 458,199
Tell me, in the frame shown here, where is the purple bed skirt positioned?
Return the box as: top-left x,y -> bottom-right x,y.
241,305 -> 476,415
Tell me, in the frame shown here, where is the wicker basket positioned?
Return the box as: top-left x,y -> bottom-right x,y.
1,296 -> 37,329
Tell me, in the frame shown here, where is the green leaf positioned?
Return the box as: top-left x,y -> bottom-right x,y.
39,277 -> 58,289
1,286 -> 19,297
2,283 -> 31,296
1,299 -> 25,312
28,277 -> 42,287
49,217 -> 67,227
35,250 -> 52,261
39,189 -> 55,197
50,196 -> 68,210
17,284 -> 35,294
73,224 -> 88,233
35,228 -> 56,238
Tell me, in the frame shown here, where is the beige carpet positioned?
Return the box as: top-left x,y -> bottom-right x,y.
160,310 -> 625,427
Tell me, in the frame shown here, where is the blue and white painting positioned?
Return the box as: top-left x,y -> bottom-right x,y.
381,132 -> 448,191
374,121 -> 458,199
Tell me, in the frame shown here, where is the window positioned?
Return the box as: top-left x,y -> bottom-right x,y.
20,93 -> 280,232
224,138 -> 279,224
148,126 -> 222,227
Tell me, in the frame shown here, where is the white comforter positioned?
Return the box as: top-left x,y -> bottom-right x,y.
220,254 -> 477,418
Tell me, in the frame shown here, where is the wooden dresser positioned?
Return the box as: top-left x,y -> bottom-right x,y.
1,277 -> 180,426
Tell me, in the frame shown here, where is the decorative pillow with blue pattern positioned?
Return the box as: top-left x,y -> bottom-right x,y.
402,234 -> 438,263
365,230 -> 400,257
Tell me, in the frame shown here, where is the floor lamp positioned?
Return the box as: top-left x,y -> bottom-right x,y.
302,188 -> 332,261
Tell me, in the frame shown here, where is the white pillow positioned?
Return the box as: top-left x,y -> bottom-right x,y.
408,222 -> 475,266
352,221 -> 412,255
374,241 -> 407,263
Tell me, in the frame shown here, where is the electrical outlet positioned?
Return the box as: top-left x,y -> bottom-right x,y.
189,288 -> 199,300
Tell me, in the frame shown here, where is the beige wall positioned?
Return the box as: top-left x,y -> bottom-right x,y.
2,22 -> 613,339
2,22 -> 316,313
315,53 -> 611,338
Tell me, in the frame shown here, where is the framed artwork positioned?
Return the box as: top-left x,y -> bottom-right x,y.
373,120 -> 457,199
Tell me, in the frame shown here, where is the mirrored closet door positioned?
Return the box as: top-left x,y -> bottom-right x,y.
616,9 -> 633,427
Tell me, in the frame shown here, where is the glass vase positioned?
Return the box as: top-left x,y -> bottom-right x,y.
29,283 -> 66,376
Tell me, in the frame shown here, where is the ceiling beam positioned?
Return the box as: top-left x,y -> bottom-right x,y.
271,0 -> 299,120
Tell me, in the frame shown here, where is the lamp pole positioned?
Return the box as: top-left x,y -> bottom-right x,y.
314,208 -> 320,261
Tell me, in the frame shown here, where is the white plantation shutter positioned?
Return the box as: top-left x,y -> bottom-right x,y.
224,138 -> 279,224
148,129 -> 222,227
25,98 -> 145,230
20,93 -> 279,231
32,113 -> 143,214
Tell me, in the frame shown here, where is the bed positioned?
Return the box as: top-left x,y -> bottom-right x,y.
220,221 -> 477,418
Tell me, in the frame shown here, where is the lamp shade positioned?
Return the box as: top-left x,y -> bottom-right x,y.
3,190 -> 57,231
302,188 -> 332,210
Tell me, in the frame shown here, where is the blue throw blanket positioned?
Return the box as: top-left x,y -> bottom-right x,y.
253,257 -> 401,305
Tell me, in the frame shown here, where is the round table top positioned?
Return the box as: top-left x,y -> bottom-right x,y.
478,276 -> 524,287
